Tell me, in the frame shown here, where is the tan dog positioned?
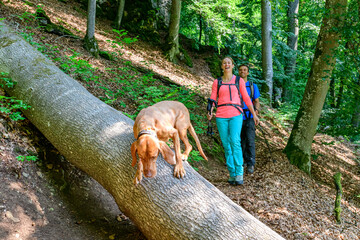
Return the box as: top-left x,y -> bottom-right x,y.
131,101 -> 208,185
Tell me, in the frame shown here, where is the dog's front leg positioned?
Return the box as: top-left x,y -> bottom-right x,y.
134,161 -> 143,185
171,130 -> 186,178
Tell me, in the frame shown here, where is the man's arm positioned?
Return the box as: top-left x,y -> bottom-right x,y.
254,98 -> 260,115
253,83 -> 261,115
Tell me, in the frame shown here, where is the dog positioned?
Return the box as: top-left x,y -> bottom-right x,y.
131,101 -> 208,185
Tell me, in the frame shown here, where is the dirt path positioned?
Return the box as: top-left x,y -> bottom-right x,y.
0,118 -> 145,240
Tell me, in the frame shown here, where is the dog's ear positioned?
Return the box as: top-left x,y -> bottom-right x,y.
159,141 -> 176,165
131,141 -> 138,167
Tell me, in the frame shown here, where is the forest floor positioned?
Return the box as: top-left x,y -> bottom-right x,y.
1,0 -> 360,239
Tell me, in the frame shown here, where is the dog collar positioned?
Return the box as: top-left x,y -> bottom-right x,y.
137,128 -> 158,139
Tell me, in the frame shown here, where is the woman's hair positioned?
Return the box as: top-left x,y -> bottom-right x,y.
222,56 -> 234,65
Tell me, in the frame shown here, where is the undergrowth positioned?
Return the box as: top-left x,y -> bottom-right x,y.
0,72 -> 31,121
17,23 -> 215,167
0,72 -> 37,163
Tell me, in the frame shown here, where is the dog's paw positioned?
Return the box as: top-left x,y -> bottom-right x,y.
133,172 -> 142,185
181,154 -> 188,161
174,165 -> 186,178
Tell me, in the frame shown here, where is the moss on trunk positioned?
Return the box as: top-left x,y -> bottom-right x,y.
83,35 -> 99,58
333,172 -> 342,224
283,141 -> 311,175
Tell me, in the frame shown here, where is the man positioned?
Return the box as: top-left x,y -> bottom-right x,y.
238,64 -> 260,174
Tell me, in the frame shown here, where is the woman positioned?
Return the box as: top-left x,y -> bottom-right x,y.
207,57 -> 259,185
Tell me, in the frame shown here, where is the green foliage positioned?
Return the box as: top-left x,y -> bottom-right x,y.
55,50 -> 100,83
137,10 -> 161,43
205,55 -> 222,78
0,72 -> 16,88
17,11 -> 36,23
181,0 -> 250,51
318,106 -> 360,142
277,103 -> 300,123
99,51 -> 114,61
106,29 -> 138,55
179,46 -> 193,68
0,73 -> 31,121
203,140 -> 225,164
16,155 -> 38,162
187,150 -> 203,171
18,32 -> 208,136
318,0 -> 360,142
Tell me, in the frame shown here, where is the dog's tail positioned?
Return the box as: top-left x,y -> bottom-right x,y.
188,124 -> 208,161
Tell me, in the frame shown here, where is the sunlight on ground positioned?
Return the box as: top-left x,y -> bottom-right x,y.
1,181 -> 49,240
35,0 -> 214,95
9,182 -> 45,214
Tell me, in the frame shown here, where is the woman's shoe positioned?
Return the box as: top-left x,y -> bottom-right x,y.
235,175 -> 243,185
227,176 -> 236,185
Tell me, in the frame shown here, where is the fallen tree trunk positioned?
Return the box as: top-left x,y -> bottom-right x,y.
0,21 -> 284,240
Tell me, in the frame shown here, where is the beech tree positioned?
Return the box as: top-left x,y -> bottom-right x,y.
284,0 -> 348,174
84,0 -> 99,57
167,0 -> 181,62
0,22 -> 284,240
283,0 -> 299,102
114,0 -> 125,30
261,0 -> 273,105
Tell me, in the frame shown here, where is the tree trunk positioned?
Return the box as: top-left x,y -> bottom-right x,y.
333,172 -> 342,224
329,77 -> 336,108
0,22 -> 284,240
283,0 -> 299,102
114,0 -> 125,30
166,0 -> 181,62
284,0 -> 347,174
336,77 -> 344,108
261,0 -> 273,106
204,20 -> 209,46
84,0 -> 99,58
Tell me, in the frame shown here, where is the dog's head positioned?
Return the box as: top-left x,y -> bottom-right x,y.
131,135 -> 175,178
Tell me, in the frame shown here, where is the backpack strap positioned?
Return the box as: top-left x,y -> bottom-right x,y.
236,76 -> 244,108
216,76 -> 244,108
249,81 -> 254,100
243,81 -> 256,118
216,77 -> 222,98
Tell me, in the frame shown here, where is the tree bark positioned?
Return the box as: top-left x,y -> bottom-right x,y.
336,77 -> 344,108
283,0 -> 299,102
114,0 -> 125,30
284,0 -> 348,174
84,0 -> 99,58
166,0 -> 181,62
333,172 -> 342,224
261,0 -> 273,106
0,22 -> 284,240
